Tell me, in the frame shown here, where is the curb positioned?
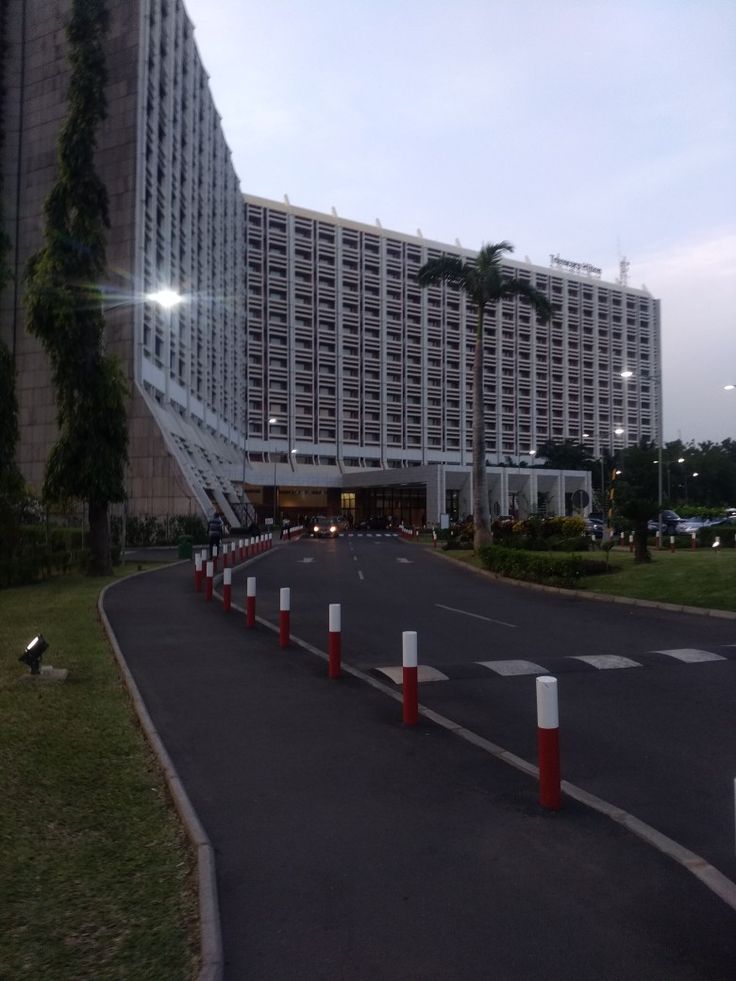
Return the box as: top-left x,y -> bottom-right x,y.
430,547 -> 736,619
99,569 -> 223,981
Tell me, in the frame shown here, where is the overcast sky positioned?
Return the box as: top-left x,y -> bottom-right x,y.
183,0 -> 736,445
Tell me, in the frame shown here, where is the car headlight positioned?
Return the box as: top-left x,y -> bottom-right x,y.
330,525 -> 337,534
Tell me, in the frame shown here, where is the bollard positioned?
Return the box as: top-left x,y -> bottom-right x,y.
536,675 -> 561,811
328,603 -> 342,679
669,535 -> 675,554
713,536 -> 721,554
655,530 -> 661,551
628,532 -> 634,553
212,545 -> 219,573
432,528 -> 437,549
268,532 -> 273,550
620,531 -> 625,547
279,587 -> 291,648
246,576 -> 256,628
402,631 -> 419,726
223,544 -> 229,568
239,538 -> 245,561
205,560 -> 214,601
691,531 -> 697,550
194,553 -> 203,592
223,567 -> 232,612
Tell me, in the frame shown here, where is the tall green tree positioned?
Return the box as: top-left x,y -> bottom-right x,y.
24,0 -> 127,575
612,440 -> 660,562
418,242 -> 552,548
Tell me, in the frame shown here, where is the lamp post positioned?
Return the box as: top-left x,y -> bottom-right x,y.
268,416 -> 278,523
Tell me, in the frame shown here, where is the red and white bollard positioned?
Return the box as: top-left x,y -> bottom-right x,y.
328,603 -> 341,679
223,544 -> 229,568
222,567 -> 232,612
628,532 -> 634,553
194,553 -> 203,592
239,538 -> 245,561
402,631 -> 419,726
432,528 -> 437,549
655,530 -> 661,551
205,560 -> 214,602
619,531 -> 625,547
246,576 -> 256,628
691,532 -> 697,550
536,675 -> 561,811
669,535 -> 675,553
279,587 -> 291,648
212,545 -> 219,573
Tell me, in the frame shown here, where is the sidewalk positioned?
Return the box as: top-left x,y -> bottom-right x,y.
101,560 -> 736,981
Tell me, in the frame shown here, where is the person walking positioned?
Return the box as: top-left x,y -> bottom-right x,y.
208,509 -> 224,558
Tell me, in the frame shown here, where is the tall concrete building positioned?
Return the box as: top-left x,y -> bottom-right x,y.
2,0 -> 661,525
2,0 -> 246,523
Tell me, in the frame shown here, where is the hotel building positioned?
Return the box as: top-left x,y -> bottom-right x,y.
2,0 -> 661,527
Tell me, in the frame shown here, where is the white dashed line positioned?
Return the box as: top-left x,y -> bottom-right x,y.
435,603 -> 516,628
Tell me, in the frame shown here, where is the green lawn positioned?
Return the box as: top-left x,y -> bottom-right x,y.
0,571 -> 198,981
441,544 -> 736,613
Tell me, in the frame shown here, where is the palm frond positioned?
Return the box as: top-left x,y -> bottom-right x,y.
416,255 -> 471,291
501,279 -> 553,322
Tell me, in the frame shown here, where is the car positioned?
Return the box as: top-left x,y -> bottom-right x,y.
647,510 -> 682,535
677,517 -> 708,534
584,516 -> 604,539
311,515 -> 339,538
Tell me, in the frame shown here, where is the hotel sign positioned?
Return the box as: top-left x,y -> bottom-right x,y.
549,253 -> 602,277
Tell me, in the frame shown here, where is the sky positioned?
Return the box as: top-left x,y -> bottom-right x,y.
183,0 -> 736,445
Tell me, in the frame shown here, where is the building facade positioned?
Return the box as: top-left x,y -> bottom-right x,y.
1,0 -> 246,522
2,0 -> 660,526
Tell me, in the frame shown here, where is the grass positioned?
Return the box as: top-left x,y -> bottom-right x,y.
440,544 -> 736,613
0,569 -> 199,981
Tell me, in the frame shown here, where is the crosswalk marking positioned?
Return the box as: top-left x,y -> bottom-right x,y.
375,665 -> 449,684
371,647 -> 733,685
572,655 -> 642,670
478,659 -> 548,676
654,648 -> 726,663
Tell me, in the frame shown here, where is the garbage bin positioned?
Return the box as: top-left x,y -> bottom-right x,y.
177,535 -> 193,559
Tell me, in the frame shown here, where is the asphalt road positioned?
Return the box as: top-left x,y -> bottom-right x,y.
233,534 -> 736,884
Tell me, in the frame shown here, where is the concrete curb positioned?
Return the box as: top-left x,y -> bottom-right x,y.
99,569 -> 223,981
430,547 -> 736,619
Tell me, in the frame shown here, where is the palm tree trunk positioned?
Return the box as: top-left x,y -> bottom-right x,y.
472,303 -> 491,549
87,498 -> 113,575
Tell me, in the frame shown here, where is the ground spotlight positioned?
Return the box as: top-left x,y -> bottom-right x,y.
19,634 -> 48,675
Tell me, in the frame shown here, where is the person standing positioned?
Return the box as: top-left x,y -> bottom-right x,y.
208,509 -> 224,558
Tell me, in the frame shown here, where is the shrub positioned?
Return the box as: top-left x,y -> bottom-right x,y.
478,544 -> 610,588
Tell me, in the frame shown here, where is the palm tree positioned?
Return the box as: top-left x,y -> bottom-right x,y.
417,242 -> 552,549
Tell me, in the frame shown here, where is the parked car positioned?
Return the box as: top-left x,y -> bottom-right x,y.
585,516 -> 604,540
647,510 -> 682,535
311,516 -> 339,538
677,517 -> 708,534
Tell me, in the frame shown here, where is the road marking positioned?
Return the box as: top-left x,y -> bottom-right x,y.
375,665 -> 450,684
353,555 -> 358,561
221,600 -> 736,915
357,570 -> 364,580
297,557 -> 315,563
572,654 -> 641,670
653,648 -> 725,663
435,603 -> 516,628
478,659 -> 548,676
396,557 -> 413,564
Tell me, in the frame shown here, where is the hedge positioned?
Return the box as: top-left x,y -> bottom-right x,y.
478,544 -> 610,588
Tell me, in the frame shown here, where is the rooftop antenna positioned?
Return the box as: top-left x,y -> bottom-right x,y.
455,238 -> 462,248
616,238 -> 629,286
284,193 -> 290,206
417,228 -> 423,238
331,205 -> 338,217
375,218 -> 382,228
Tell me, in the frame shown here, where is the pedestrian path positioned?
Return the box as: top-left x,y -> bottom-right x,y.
372,647 -> 732,684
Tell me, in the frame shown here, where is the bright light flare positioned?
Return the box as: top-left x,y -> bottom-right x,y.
147,289 -> 183,309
